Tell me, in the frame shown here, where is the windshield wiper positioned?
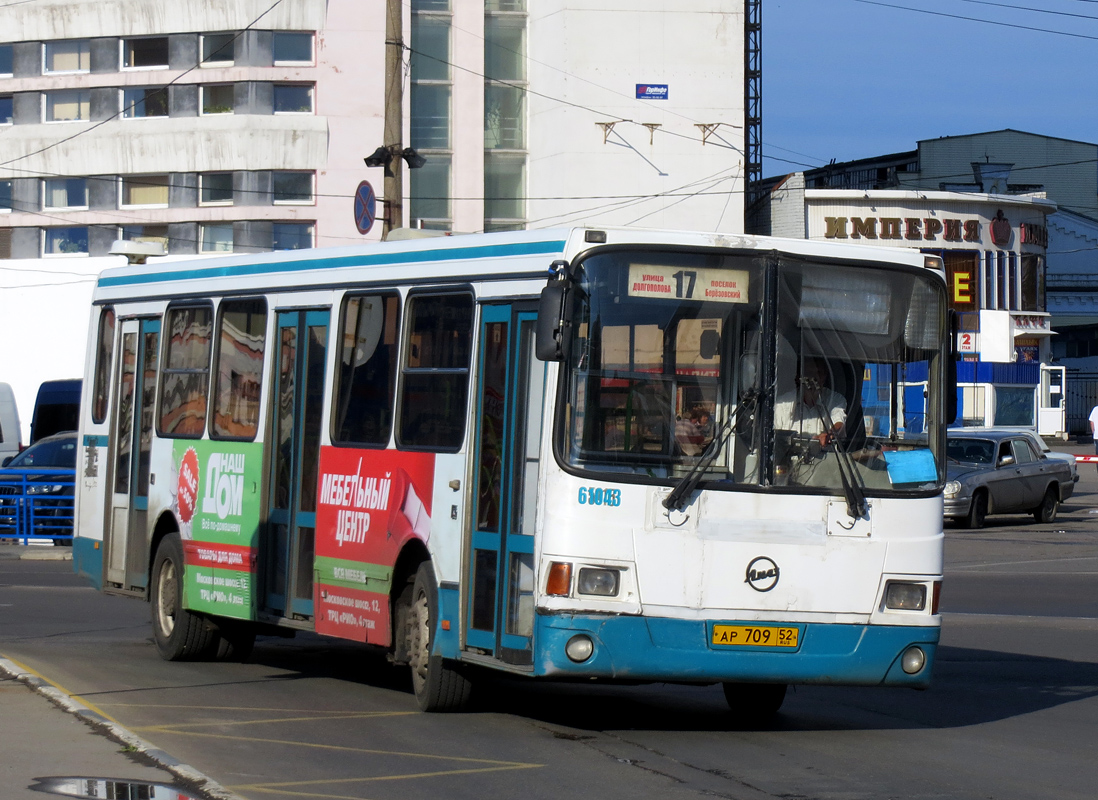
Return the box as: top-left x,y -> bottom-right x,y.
803,380 -> 867,519
663,392 -> 755,512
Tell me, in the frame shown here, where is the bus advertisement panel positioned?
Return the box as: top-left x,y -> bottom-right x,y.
172,440 -> 262,619
313,448 -> 434,644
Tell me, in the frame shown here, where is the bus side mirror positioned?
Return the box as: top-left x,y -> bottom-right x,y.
946,310 -> 958,424
536,282 -> 571,362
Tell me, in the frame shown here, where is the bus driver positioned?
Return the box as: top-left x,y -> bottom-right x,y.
774,357 -> 846,447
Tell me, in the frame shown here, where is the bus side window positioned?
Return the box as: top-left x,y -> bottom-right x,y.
211,299 -> 267,440
92,307 -> 115,424
397,292 -> 474,451
159,304 -> 213,437
333,293 -> 400,446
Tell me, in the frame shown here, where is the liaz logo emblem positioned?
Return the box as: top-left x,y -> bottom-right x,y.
745,556 -> 779,592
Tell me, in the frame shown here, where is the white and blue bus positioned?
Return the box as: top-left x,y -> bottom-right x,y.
74,227 -> 952,713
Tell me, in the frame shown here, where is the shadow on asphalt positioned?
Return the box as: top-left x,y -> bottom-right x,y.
242,635 -> 1098,733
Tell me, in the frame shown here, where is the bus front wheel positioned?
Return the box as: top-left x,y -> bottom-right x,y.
722,682 -> 787,718
409,562 -> 472,712
151,534 -> 219,661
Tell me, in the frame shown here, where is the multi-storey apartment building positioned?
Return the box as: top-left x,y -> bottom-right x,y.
0,0 -> 749,258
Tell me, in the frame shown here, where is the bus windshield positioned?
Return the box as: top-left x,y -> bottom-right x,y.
560,249 -> 946,496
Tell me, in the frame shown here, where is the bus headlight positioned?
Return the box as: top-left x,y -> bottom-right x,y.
577,568 -> 620,597
885,581 -> 927,611
944,481 -> 961,499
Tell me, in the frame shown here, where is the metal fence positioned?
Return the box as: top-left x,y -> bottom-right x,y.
0,469 -> 75,545
1066,371 -> 1098,439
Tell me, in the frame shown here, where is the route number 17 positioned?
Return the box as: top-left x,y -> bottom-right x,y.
673,270 -> 697,298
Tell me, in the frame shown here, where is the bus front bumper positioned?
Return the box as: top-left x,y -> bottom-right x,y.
534,613 -> 939,688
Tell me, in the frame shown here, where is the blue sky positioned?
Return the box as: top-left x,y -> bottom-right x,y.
762,0 -> 1098,177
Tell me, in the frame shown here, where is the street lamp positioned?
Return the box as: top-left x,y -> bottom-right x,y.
364,145 -> 427,170
363,146 -> 427,236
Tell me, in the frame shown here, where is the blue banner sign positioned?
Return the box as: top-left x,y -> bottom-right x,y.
636,84 -> 668,100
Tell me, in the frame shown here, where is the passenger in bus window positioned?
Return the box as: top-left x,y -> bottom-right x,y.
675,404 -> 714,456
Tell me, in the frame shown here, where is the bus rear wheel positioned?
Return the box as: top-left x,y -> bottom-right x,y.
151,534 -> 219,661
409,562 -> 472,712
722,682 -> 787,718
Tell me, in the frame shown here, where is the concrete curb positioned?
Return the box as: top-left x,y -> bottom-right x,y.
0,545 -> 73,560
0,657 -> 245,800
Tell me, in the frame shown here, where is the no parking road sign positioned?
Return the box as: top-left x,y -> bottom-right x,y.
354,180 -> 377,234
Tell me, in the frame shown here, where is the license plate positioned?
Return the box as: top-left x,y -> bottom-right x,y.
711,624 -> 799,648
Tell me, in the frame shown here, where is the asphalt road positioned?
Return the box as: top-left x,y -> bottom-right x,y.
2,467 -> 1097,800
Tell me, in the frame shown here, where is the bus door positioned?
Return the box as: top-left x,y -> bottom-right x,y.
263,310 -> 328,620
106,317 -> 160,593
466,303 -> 545,666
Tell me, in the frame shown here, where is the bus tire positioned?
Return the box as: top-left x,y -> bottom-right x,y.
722,682 -> 787,718
409,562 -> 472,712
151,534 -> 218,661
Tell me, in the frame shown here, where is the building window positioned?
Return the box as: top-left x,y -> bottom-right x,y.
484,152 -> 525,230
201,84 -> 234,114
159,304 -> 213,438
120,224 -> 169,249
122,87 -> 169,118
0,94 -> 11,125
44,178 -> 88,210
0,179 -> 13,212
44,227 -> 89,256
0,44 -> 12,77
410,5 -> 451,227
410,155 -> 451,230
272,171 -> 313,204
201,33 -> 235,66
44,40 -> 90,74
200,223 -> 233,253
1020,254 -> 1042,312
272,222 -> 314,250
273,84 -> 314,114
123,37 -> 169,69
272,32 -> 314,64
45,90 -> 90,122
200,172 -> 233,205
484,15 -> 526,150
121,174 -> 169,208
410,12 -> 451,149
982,252 -> 995,310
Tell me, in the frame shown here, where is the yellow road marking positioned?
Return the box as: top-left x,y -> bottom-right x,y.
101,703 -> 416,715
130,712 -> 416,730
133,726 -> 541,767
231,765 -> 542,798
1,654 -> 120,725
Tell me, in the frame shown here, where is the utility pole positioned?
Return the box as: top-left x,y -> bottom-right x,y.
383,0 -> 403,237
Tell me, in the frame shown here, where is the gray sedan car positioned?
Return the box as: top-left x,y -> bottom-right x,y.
944,429 -> 1075,528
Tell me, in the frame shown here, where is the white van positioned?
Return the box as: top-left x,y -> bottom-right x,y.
0,383 -> 21,465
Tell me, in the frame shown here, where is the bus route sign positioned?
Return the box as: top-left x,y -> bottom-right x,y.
354,180 -> 377,234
